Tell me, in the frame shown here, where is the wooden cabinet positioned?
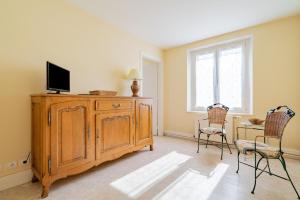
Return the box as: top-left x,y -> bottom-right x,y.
95,110 -> 134,160
50,100 -> 92,176
135,99 -> 153,149
31,95 -> 152,198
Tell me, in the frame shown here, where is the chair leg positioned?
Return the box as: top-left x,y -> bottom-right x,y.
266,158 -> 272,175
251,153 -> 263,194
221,135 -> 224,160
251,152 -> 257,194
279,155 -> 300,199
206,135 -> 210,148
224,135 -> 232,154
236,151 -> 240,173
197,131 -> 201,153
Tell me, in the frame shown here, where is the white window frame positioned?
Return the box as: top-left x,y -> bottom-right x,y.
187,36 -> 253,114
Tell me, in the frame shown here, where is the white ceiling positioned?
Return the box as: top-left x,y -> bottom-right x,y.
69,0 -> 300,49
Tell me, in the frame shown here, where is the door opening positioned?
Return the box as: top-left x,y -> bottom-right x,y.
141,58 -> 159,136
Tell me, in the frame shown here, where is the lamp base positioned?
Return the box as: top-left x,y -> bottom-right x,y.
131,80 -> 140,97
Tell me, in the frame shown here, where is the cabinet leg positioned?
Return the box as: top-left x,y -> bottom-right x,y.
150,144 -> 153,151
31,175 -> 38,183
41,184 -> 50,198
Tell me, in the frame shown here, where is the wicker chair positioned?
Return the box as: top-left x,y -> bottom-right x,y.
196,103 -> 232,160
235,106 -> 300,199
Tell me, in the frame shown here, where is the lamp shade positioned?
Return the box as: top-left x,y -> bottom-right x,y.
127,68 -> 143,80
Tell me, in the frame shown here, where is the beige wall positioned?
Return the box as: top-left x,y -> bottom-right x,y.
164,15 -> 300,151
1,0 -> 300,178
0,0 -> 161,176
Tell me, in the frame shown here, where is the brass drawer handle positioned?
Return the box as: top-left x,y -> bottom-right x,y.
112,103 -> 121,108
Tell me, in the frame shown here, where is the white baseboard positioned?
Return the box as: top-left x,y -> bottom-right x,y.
164,130 -> 194,139
164,130 -> 300,159
283,148 -> 300,157
0,169 -> 32,191
164,130 -> 229,144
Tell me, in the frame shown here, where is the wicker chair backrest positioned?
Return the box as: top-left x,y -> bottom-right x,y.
264,106 -> 295,138
207,103 -> 229,125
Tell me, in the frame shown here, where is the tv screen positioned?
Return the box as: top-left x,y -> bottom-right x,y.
47,62 -> 70,93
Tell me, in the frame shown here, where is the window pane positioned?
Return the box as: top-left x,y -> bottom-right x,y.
195,53 -> 215,107
219,47 -> 242,108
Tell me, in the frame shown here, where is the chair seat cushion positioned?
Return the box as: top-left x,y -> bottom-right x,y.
200,127 -> 225,135
235,139 -> 280,158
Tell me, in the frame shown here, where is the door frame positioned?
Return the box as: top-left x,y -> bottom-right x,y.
139,51 -> 163,136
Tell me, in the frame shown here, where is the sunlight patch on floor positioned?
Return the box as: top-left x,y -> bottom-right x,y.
153,163 -> 229,200
110,151 -> 191,199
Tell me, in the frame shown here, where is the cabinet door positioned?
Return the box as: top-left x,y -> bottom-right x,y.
95,111 -> 134,160
50,100 -> 92,175
135,99 -> 153,146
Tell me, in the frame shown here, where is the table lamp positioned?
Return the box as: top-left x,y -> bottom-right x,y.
127,68 -> 143,97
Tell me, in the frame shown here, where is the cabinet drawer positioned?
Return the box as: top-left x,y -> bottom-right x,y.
95,100 -> 133,111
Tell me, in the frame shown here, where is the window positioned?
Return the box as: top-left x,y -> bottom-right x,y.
187,37 -> 252,114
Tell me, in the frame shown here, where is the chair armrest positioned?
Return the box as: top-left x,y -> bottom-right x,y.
236,126 -> 266,141
254,135 -> 279,150
236,126 -> 249,140
254,136 -> 264,151
198,118 -> 208,130
255,135 -> 279,142
197,118 -> 208,123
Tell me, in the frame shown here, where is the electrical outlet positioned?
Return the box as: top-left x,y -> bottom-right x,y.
19,159 -> 30,167
6,161 -> 17,169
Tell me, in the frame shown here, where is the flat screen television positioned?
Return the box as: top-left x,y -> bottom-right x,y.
47,61 -> 70,94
